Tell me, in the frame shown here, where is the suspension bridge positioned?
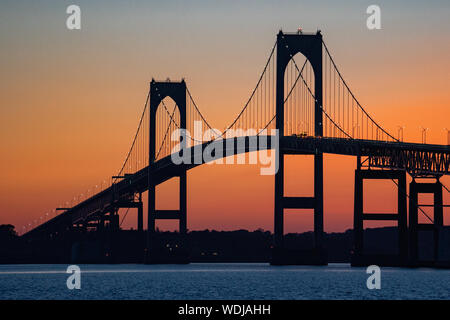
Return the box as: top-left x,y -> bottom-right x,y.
22,31 -> 449,267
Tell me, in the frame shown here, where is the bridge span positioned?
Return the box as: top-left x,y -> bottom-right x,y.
21,30 -> 450,267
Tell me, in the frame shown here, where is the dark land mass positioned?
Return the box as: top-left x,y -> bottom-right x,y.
1,224 -> 446,264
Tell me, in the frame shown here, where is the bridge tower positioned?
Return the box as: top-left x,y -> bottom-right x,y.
147,79 -> 188,263
272,30 -> 326,265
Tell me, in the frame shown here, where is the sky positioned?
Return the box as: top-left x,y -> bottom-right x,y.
0,0 -> 449,234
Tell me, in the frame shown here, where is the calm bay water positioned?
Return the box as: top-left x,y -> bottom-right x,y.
0,263 -> 449,300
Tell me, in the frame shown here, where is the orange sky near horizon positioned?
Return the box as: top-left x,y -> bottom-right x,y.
0,1 -> 449,235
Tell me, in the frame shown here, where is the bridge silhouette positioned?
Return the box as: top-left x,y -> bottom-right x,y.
23,31 -> 449,267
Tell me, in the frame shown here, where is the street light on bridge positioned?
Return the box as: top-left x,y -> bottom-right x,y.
444,128 -> 449,145
352,125 -> 360,139
419,126 -> 429,144
397,125 -> 405,142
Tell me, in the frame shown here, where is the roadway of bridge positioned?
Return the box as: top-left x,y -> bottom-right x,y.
23,136 -> 449,238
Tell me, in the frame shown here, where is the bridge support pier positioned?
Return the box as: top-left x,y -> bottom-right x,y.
147,174 -> 187,233
109,210 -> 120,231
137,193 -> 143,232
146,172 -> 188,264
351,169 -> 408,267
97,216 -> 105,231
112,198 -> 144,231
272,151 -> 326,265
409,179 -> 444,267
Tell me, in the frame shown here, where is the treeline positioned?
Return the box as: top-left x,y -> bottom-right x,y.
0,224 -> 413,263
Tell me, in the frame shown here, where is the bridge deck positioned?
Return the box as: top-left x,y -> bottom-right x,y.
23,136 -> 449,238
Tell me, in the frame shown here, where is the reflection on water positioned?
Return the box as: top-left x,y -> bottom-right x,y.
0,263 -> 449,300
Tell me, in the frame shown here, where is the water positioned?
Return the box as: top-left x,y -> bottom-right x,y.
0,263 -> 449,300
